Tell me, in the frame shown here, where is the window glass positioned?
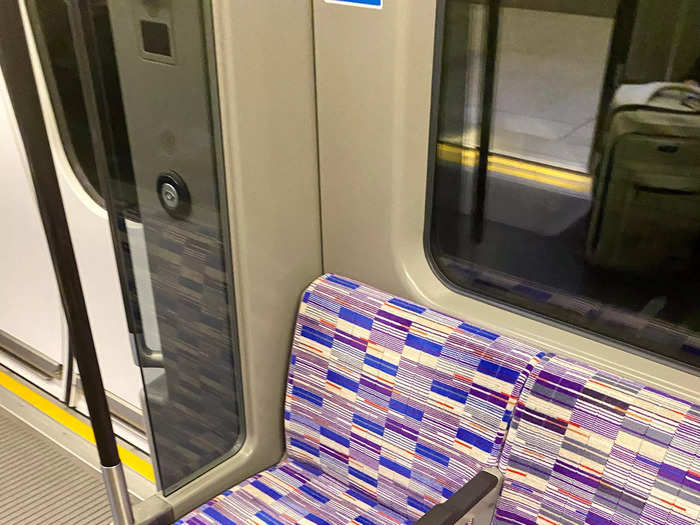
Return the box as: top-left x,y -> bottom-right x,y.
28,0 -> 102,202
430,0 -> 700,368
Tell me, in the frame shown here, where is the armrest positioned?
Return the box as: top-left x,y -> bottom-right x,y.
415,469 -> 502,525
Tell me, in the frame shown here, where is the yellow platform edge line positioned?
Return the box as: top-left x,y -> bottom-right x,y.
436,143 -> 592,188
0,370 -> 155,482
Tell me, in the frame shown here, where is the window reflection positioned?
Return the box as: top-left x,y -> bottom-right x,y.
431,0 -> 700,368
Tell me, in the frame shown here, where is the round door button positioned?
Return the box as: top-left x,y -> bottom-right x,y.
156,171 -> 190,219
160,182 -> 179,210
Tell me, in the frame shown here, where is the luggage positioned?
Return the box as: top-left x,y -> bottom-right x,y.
587,82 -> 700,275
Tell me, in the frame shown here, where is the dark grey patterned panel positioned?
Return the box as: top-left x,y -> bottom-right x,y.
143,212 -> 240,489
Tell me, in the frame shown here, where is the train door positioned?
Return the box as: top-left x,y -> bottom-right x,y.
20,0 -> 242,491
18,0 -> 147,447
13,0 -> 322,503
0,64 -> 68,400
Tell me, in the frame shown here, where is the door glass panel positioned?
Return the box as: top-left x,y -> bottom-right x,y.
28,0 -> 243,493
108,0 -> 243,493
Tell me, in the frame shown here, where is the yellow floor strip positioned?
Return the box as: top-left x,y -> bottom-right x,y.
0,370 -> 155,482
437,143 -> 592,191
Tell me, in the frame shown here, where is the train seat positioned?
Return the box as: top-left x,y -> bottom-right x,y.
179,458 -> 411,525
493,353 -> 700,525
177,274 -> 545,524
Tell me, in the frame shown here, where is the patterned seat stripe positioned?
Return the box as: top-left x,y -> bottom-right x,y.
494,354 -> 700,525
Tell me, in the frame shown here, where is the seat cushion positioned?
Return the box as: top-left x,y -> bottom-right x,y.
176,459 -> 411,525
285,274 -> 543,520
493,354 -> 700,525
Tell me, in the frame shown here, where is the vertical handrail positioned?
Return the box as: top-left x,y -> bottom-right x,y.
0,1 -> 133,524
471,0 -> 501,243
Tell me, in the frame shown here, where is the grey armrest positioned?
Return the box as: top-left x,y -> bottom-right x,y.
415,469 -> 502,525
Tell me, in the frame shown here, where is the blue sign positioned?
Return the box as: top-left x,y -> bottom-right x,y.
325,0 -> 382,8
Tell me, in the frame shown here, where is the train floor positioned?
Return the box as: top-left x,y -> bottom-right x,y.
0,366 -> 154,524
0,405 -> 121,524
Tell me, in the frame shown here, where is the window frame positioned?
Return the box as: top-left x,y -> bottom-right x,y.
424,0 -> 700,372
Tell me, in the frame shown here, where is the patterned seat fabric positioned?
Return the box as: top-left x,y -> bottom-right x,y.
493,354 -> 700,525
175,458 -> 411,525
179,274 -> 544,524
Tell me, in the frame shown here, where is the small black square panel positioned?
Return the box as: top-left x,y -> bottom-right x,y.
141,20 -> 171,57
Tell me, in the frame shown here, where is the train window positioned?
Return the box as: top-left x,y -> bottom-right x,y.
26,0 -> 138,208
26,0 -> 100,203
429,0 -> 700,368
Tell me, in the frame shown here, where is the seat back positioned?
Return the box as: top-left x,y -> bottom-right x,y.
285,274 -> 543,520
494,354 -> 700,525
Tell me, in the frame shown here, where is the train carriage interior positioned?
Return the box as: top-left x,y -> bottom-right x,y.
0,0 -> 698,524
